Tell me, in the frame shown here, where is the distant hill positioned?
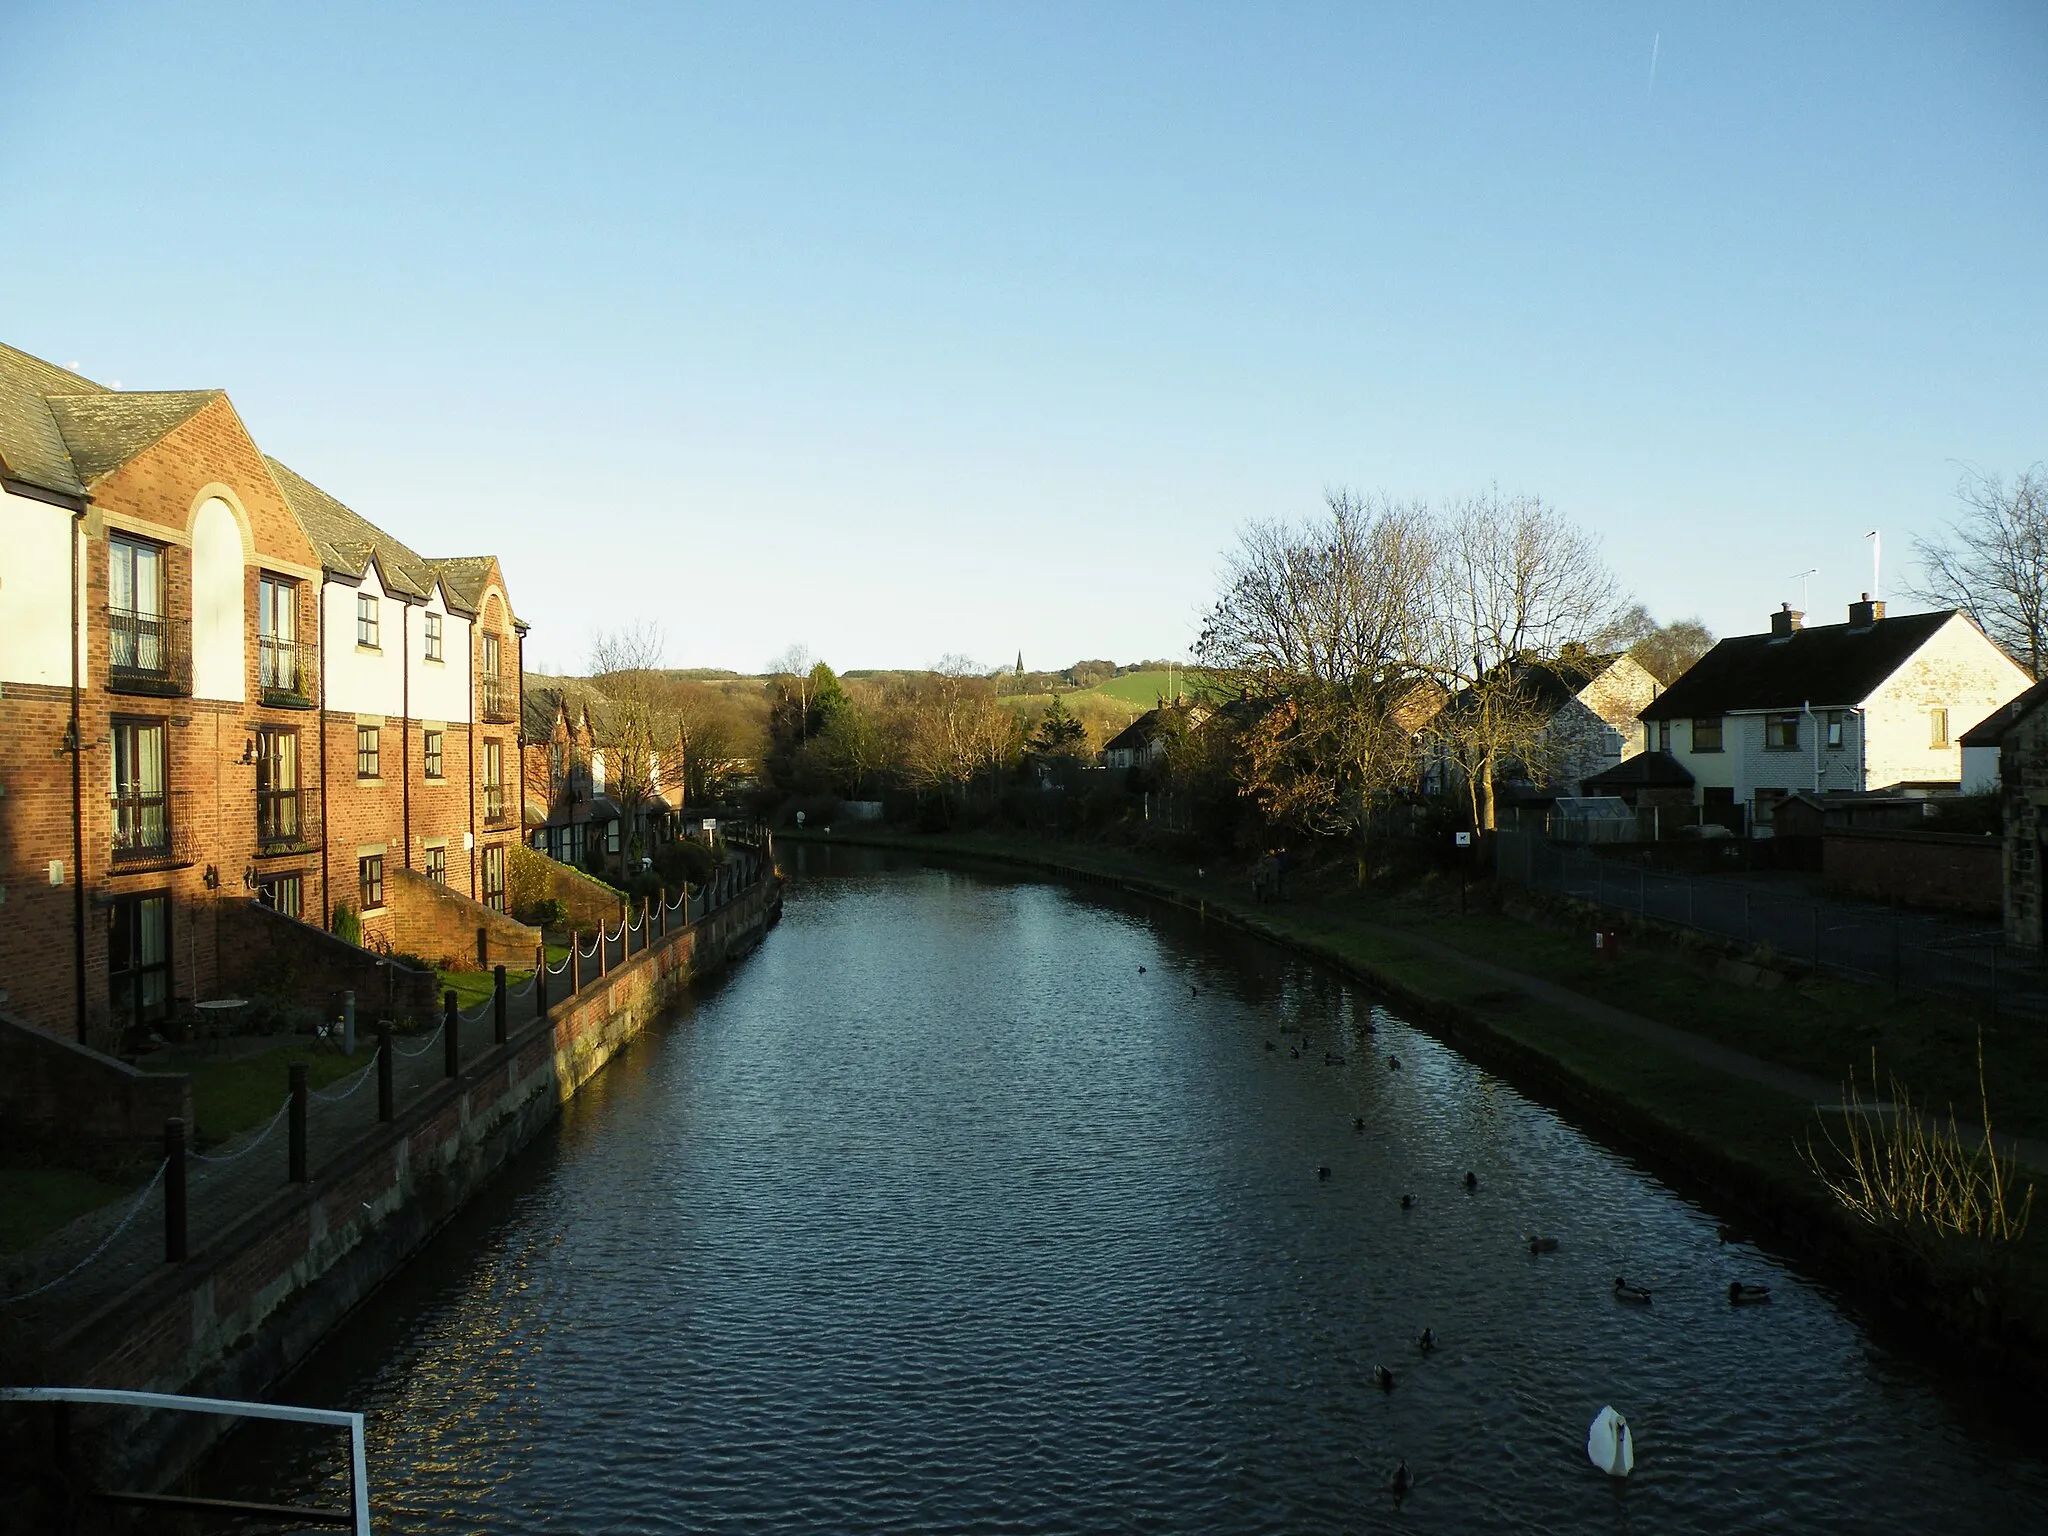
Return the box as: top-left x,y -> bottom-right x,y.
1074,667 -> 1217,707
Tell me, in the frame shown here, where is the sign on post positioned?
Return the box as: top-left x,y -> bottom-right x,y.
1455,831 -> 1472,847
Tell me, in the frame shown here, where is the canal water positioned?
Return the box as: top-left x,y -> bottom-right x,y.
215,847 -> 2048,1532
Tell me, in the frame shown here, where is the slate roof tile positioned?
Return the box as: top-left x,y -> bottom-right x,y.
1639,611 -> 1959,719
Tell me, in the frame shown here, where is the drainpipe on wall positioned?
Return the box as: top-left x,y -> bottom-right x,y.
69,504 -> 87,1043
401,603 -> 411,870
1856,707 -> 1868,794
467,617 -> 476,898
1804,699 -> 1819,792
318,580 -> 330,928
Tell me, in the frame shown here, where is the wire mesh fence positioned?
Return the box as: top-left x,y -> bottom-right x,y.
1497,830 -> 2048,1024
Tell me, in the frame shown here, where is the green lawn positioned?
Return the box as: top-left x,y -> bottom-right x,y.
146,1039 -> 381,1146
437,949 -> 563,1012
0,1167 -> 138,1255
1073,668 -> 1217,707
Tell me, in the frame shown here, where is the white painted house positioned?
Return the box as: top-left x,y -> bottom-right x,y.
1636,598 -> 2031,829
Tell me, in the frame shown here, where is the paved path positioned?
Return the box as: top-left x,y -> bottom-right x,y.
1335,912 -> 2048,1173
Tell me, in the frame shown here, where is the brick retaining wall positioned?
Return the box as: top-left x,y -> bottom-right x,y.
216,899 -> 439,1027
1822,828 -> 2002,916
381,867 -> 542,969
0,1013 -> 191,1172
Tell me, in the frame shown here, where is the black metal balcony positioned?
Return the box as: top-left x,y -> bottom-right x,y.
107,608 -> 191,697
257,789 -> 320,853
480,674 -> 517,723
110,789 -> 196,867
258,635 -> 318,708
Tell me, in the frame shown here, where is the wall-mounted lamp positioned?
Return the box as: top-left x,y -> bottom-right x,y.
239,738 -> 256,764
203,864 -> 220,890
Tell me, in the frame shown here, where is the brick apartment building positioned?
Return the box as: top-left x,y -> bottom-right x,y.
0,341 -> 526,1048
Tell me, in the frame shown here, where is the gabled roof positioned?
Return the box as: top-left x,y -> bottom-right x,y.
265,456 -> 435,600
0,342 -> 106,498
1960,675 -> 2048,747
1444,653 -> 1616,721
43,391 -> 220,483
1583,751 -> 1694,791
427,555 -> 495,615
1104,703 -> 1202,754
1640,611 -> 1958,720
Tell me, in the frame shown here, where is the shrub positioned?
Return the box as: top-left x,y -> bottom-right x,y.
517,897 -> 570,929
331,901 -> 362,947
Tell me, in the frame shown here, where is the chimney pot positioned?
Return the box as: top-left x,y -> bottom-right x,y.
1849,595 -> 1886,627
1771,605 -> 1805,638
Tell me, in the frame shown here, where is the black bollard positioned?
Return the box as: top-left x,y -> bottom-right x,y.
443,989 -> 460,1078
164,1117 -> 187,1263
377,1025 -> 394,1122
288,1063 -> 308,1183
493,965 -> 508,1045
535,944 -> 549,1015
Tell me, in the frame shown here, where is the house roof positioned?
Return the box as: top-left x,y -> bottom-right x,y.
1639,610 -> 1958,720
265,456 -> 437,601
1104,704 -> 1185,755
1960,676 -> 2048,747
43,391 -> 221,484
1441,652 -> 1621,721
0,342 -> 103,498
1582,751 -> 1695,791
427,555 -> 496,615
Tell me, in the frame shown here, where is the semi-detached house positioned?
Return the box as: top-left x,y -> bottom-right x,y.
0,340 -> 526,1048
1634,598 -> 2031,830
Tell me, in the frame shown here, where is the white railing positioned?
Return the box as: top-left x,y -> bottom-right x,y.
0,1386 -> 369,1534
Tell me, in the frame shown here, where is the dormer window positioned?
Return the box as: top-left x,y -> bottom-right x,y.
357,593 -> 380,649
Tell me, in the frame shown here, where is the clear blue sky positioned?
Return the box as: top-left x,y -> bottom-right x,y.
4,4 -> 2043,675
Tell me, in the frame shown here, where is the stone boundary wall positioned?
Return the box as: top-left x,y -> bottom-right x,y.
0,1014 -> 191,1173
382,867 -> 543,970
216,899 -> 440,1027
508,843 -> 624,934
1822,828 -> 2001,916
43,864 -> 782,1502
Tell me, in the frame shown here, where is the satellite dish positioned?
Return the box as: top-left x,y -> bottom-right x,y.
1587,1405 -> 1635,1478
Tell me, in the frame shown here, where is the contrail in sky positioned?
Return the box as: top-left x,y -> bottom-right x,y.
1648,32 -> 1661,99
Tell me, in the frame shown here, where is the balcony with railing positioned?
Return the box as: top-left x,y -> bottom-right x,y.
483,783 -> 510,827
480,673 -> 517,723
257,787 -> 320,853
258,635 -> 318,708
106,608 -> 192,697
110,788 -> 196,868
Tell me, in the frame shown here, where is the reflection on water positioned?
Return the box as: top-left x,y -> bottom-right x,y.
214,846 -> 2048,1532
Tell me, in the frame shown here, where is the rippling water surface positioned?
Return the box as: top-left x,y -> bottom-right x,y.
216,848 -> 2048,1532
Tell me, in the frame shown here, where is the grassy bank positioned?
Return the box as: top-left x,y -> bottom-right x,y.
784,824 -> 2048,1381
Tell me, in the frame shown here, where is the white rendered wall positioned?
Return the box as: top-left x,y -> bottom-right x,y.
1862,616 -> 2031,791
1962,744 -> 2001,794
0,487 -> 84,687
321,564 -> 406,716
190,496 -> 246,702
409,585 -> 473,724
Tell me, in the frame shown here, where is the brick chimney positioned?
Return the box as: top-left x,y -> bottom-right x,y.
1770,603 -> 1804,638
1848,592 -> 1885,627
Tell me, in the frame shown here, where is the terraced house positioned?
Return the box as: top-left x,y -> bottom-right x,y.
0,341 -> 526,1047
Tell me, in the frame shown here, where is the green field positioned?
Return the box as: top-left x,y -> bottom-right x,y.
1074,668 -> 1213,707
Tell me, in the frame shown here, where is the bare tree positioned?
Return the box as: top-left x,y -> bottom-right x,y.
1598,602 -> 1715,685
588,623 -> 670,878
1422,491 -> 1627,831
1908,466 -> 2048,677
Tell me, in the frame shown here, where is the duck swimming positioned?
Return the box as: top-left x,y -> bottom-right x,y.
1613,1275 -> 1652,1304
1388,1055 -> 1403,1071
1324,1052 -> 1345,1066
1417,1328 -> 1436,1354
1463,1171 -> 1478,1191
1729,1281 -> 1772,1305
1389,1459 -> 1413,1498
1290,1047 -> 1301,1060
1317,1165 -> 1332,1182
1372,1364 -> 1396,1391
1400,1193 -> 1415,1211
1527,1234 -> 1559,1254
1352,1115 -> 1365,1132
